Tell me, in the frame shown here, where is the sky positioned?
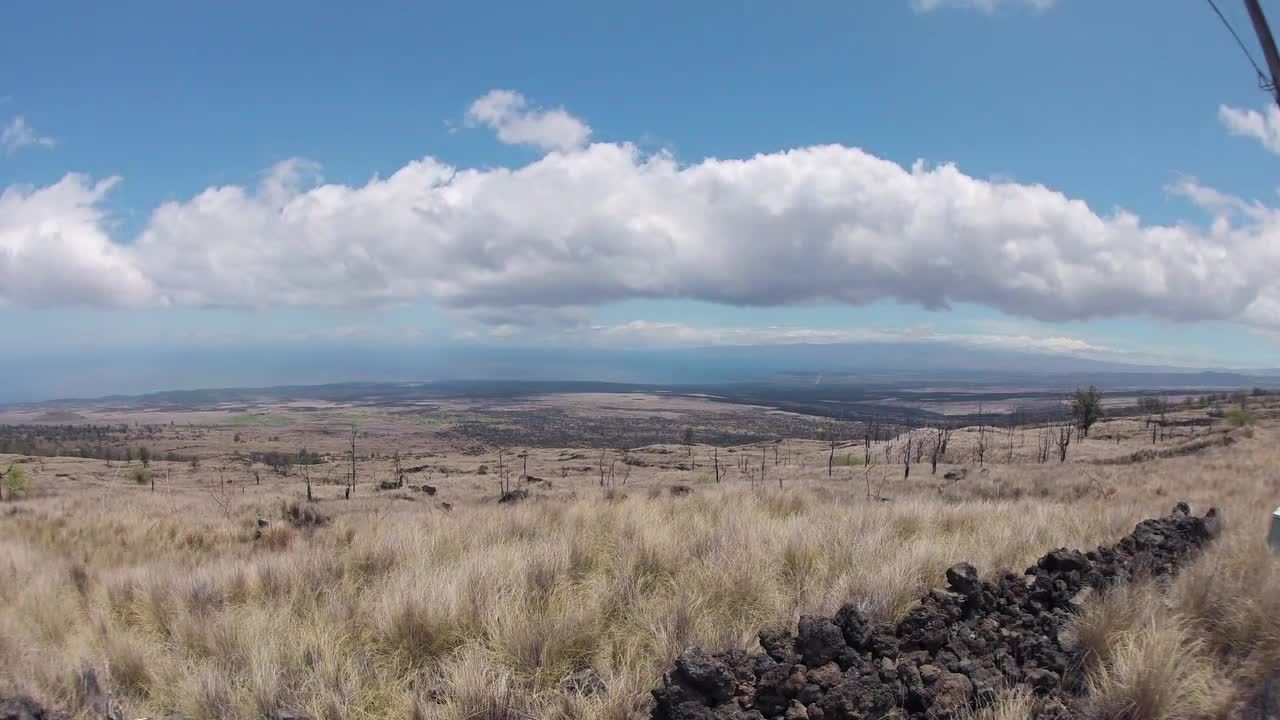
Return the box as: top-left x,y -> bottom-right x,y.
4,0 -> 1280,389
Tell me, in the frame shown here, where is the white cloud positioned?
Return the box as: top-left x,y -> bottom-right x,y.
2,93 -> 1280,334
0,175 -> 155,307
1219,104 -> 1280,154
572,320 -> 1114,356
1,116 -> 56,154
466,89 -> 591,151
911,0 -> 1054,13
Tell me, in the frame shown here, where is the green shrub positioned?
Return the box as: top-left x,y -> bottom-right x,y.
1225,408 -> 1255,427
131,467 -> 152,485
3,465 -> 29,499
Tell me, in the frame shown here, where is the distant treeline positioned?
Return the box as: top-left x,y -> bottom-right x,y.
0,424 -> 193,463
244,449 -> 324,472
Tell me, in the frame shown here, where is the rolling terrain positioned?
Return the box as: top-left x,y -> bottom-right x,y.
0,386 -> 1276,719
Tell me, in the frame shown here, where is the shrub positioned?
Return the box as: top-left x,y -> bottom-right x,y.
280,501 -> 329,529
3,465 -> 29,499
256,525 -> 294,551
833,454 -> 864,467
131,467 -> 152,485
1226,408 -> 1255,427
1072,386 -> 1105,437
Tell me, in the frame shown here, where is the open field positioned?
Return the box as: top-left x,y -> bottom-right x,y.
1,389 -> 1278,719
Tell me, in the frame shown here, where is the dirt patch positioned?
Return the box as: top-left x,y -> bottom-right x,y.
652,503 -> 1217,720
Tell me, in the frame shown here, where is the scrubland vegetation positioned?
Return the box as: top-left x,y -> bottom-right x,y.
0,394 -> 1277,719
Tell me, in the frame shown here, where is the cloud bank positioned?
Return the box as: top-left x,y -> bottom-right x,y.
569,320 -> 1114,356
2,90 -> 1278,333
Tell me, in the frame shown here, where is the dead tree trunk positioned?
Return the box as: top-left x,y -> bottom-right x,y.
828,429 -> 838,477
1056,422 -> 1074,463
348,423 -> 357,499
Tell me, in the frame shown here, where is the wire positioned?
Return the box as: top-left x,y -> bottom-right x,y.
1205,0 -> 1274,90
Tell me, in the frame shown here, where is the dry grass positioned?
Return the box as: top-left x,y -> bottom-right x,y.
1,401 -> 1278,719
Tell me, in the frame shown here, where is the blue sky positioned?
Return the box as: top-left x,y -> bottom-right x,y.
3,0 -> 1280,379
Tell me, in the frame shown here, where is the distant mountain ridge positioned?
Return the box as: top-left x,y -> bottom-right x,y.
0,341 -> 1275,405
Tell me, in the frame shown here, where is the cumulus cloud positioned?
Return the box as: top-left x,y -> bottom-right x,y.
2,93 -> 1280,333
0,175 -> 155,307
466,89 -> 591,151
911,0 -> 1054,13
1219,104 -> 1280,154
1,116 -> 56,154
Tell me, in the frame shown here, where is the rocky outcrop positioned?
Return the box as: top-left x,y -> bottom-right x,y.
652,503 -> 1217,720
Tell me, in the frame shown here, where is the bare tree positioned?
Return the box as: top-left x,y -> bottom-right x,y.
602,442 -> 629,486
864,456 -> 889,500
615,441 -> 632,486
882,426 -> 898,465
498,447 -> 512,495
1036,425 -> 1052,464
348,422 -> 358,498
393,451 -> 405,489
301,463 -> 313,501
901,435 -> 913,479
826,425 -> 840,477
863,417 -> 882,466
974,403 -> 988,466
682,427 -> 696,470
1159,397 -> 1168,443
1055,421 -> 1074,463
711,447 -> 727,483
209,465 -> 234,521
930,422 -> 953,475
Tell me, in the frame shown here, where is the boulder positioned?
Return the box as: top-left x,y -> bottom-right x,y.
944,563 -> 982,598
796,616 -> 846,666
927,673 -> 973,720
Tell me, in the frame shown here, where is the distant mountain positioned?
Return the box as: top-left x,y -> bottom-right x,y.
0,341 -> 1275,404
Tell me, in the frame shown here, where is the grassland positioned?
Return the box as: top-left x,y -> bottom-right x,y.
0,395 -> 1277,719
